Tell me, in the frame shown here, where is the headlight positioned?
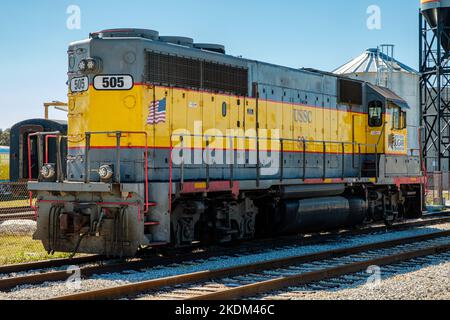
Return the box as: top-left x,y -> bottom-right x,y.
86,59 -> 96,71
98,165 -> 114,180
40,164 -> 56,179
78,60 -> 87,72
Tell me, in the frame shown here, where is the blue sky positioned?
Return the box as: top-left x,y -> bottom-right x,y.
0,0 -> 420,129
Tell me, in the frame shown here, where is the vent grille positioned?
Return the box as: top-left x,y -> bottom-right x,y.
338,79 -> 363,105
145,51 -> 248,96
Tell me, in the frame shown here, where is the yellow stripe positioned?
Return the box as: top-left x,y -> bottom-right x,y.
67,85 -> 407,156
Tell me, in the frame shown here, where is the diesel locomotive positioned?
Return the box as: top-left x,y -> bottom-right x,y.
28,29 -> 425,256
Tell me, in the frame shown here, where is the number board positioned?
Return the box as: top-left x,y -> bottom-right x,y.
70,76 -> 89,93
93,75 -> 134,90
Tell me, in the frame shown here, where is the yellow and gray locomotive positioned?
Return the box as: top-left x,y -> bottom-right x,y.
29,29 -> 425,256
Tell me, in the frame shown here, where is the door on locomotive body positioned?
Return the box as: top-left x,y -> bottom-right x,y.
228,95 -> 246,168
351,112 -> 366,176
366,99 -> 385,178
292,90 -> 307,178
281,88 -> 293,166
265,87 -> 283,178
324,94 -> 339,176
201,91 -> 214,170
210,93 -> 231,176
171,87 -> 189,179
182,88 -> 202,179
144,86 -> 173,180
243,96 -> 256,176
258,84 -> 279,177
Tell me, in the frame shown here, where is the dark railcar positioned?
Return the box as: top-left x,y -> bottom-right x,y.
10,119 -> 67,182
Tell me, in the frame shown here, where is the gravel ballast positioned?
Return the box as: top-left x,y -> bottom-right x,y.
263,257 -> 450,300
0,222 -> 449,300
0,220 -> 36,236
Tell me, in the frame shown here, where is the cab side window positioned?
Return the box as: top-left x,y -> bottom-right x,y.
368,101 -> 383,127
391,106 -> 407,130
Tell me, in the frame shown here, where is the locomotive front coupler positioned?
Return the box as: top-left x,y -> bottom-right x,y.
59,202 -> 99,236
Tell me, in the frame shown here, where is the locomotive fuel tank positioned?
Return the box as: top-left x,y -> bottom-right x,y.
273,197 -> 368,234
278,184 -> 346,199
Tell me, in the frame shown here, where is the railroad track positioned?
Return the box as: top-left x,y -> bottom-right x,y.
49,229 -> 450,300
0,206 -> 34,214
0,255 -> 106,275
0,215 -> 448,289
260,250 -> 450,300
0,205 -> 36,221
0,214 -> 449,296
184,237 -> 450,301
0,216 -> 450,291
0,212 -> 35,221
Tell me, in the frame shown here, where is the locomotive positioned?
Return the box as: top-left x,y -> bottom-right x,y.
28,29 -> 425,256
0,147 -> 9,182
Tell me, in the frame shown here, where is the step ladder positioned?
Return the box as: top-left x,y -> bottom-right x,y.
361,160 -> 377,178
143,201 -> 170,246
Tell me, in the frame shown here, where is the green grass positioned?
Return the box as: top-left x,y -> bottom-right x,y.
0,235 -> 71,265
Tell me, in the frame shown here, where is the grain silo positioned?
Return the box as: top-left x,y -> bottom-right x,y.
333,47 -> 420,153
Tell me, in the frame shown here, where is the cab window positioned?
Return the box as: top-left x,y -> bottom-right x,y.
391,105 -> 407,130
368,101 -> 383,127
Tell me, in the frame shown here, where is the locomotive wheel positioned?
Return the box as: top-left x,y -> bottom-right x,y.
404,199 -> 423,219
384,218 -> 394,227
407,207 -> 423,219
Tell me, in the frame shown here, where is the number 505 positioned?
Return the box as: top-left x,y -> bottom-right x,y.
102,77 -> 124,88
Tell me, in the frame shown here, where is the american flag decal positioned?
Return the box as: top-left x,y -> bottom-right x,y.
147,98 -> 167,125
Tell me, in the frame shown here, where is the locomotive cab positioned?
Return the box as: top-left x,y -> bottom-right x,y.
364,84 -> 417,178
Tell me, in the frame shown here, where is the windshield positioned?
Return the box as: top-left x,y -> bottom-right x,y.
368,101 -> 383,127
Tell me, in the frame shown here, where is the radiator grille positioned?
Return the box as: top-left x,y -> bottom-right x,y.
338,79 -> 363,105
145,51 -> 248,96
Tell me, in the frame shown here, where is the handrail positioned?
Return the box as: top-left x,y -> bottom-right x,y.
84,131 -> 150,215
27,131 -> 65,182
27,131 -> 66,219
171,133 -> 379,187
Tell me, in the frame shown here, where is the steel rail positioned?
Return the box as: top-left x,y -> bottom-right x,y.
0,212 -> 35,221
50,230 -> 450,300
0,207 -> 34,215
188,242 -> 450,301
0,255 -> 105,275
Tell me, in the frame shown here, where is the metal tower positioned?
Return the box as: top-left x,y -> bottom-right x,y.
420,1 -> 450,204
